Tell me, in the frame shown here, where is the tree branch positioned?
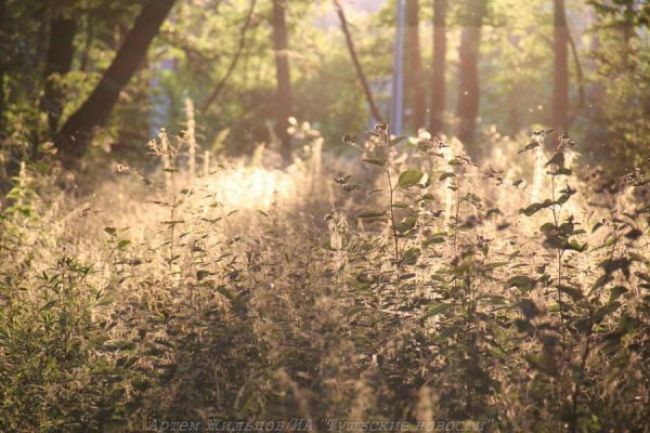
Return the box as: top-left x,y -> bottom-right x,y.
201,0 -> 257,113
333,0 -> 384,124
567,30 -> 586,128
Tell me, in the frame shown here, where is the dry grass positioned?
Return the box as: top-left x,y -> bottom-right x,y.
0,123 -> 648,433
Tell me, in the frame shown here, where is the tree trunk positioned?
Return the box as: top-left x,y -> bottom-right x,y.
0,0 -> 6,135
430,0 -> 447,136
333,0 -> 383,124
272,0 -> 293,163
41,16 -> 77,136
55,0 -> 176,164
456,0 -> 484,156
552,0 -> 569,132
405,0 -> 425,130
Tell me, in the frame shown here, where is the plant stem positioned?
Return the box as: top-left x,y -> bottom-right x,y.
569,322 -> 592,433
551,175 -> 566,343
465,275 -> 475,415
386,167 -> 400,264
453,176 -> 462,253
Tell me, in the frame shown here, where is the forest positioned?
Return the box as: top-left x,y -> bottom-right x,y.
0,0 -> 649,432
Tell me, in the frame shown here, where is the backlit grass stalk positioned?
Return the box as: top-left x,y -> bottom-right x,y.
203,150 -> 210,177
378,124 -> 400,264
160,129 -> 172,190
550,170 -> 567,343
530,145 -> 545,204
185,98 -> 196,180
443,144 -> 455,227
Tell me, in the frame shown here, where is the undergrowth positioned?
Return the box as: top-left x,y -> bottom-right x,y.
0,121 -> 648,433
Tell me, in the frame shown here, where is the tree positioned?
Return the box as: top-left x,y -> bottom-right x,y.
333,0 -> 383,124
430,0 -> 447,136
40,14 -> 77,135
584,0 -> 650,169
201,0 -> 257,113
552,0 -> 569,133
271,0 -> 293,163
55,0 -> 176,164
456,0 -> 485,156
405,0 -> 425,130
0,0 -> 6,134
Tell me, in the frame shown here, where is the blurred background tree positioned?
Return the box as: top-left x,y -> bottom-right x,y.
0,0 -> 648,182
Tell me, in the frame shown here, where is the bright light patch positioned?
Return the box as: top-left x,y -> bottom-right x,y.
204,166 -> 298,211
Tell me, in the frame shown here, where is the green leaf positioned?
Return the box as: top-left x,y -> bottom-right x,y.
439,172 -> 455,181
559,221 -> 575,236
424,303 -> 451,318
362,158 -> 386,167
40,300 -> 56,311
525,353 -> 559,377
18,207 -> 32,217
104,227 -> 117,236
356,209 -> 387,219
395,216 -> 417,233
480,294 -> 507,304
543,235 -> 567,250
196,270 -> 213,281
565,240 -> 587,252
594,301 -> 621,323
518,298 -> 541,319
558,284 -> 583,301
526,199 -> 557,216
554,167 -> 573,176
609,286 -> 628,303
506,275 -> 536,292
398,169 -> 424,188
117,240 -> 131,250
216,285 -> 236,301
423,236 -> 446,248
390,136 -> 407,146
401,247 -> 421,265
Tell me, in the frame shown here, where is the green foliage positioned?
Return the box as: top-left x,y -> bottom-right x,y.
1,0 -> 648,178
398,169 -> 425,189
1,124 -> 649,431
1,0 -> 649,430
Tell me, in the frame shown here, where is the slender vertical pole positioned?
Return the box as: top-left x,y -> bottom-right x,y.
430,0 -> 447,136
391,0 -> 406,134
552,0 -> 569,132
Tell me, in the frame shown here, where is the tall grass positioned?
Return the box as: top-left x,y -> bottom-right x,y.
0,120 -> 648,433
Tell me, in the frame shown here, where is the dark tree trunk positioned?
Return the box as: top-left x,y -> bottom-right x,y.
41,16 -> 77,136
553,0 -> 569,132
55,0 -> 176,165
0,70 -> 3,139
0,0 -> 6,135
430,0 -> 447,136
456,0 -> 485,156
272,0 -> 293,163
333,0 -> 383,124
405,0 -> 425,130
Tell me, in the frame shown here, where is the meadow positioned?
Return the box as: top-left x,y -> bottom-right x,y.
1,117 -> 648,432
